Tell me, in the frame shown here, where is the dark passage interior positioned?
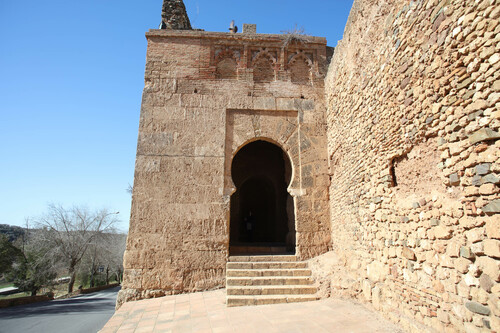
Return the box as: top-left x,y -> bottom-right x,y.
230,140 -> 295,255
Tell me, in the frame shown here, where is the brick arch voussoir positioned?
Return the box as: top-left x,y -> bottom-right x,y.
215,49 -> 239,65
251,49 -> 277,67
288,52 -> 313,68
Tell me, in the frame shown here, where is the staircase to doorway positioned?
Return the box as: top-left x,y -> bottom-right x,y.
226,255 -> 319,307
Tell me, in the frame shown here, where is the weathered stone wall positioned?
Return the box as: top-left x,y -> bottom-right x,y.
325,0 -> 500,331
118,30 -> 332,306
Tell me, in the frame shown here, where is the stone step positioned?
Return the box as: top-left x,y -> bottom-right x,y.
227,261 -> 307,270
227,276 -> 313,286
228,255 -> 297,262
225,256 -> 317,307
227,294 -> 319,307
226,268 -> 312,277
226,285 -> 317,296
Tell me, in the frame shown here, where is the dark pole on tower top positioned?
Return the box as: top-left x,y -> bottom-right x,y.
160,0 -> 192,30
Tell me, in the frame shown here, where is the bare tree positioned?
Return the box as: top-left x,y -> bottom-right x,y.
126,183 -> 133,196
78,232 -> 125,288
103,233 -> 126,284
36,204 -> 119,293
81,239 -> 102,288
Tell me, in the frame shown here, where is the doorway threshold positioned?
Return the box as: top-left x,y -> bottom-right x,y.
229,243 -> 294,256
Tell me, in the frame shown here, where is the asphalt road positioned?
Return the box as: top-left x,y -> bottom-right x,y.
0,286 -> 120,333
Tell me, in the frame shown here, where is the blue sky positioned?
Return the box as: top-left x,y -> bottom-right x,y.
0,0 -> 353,232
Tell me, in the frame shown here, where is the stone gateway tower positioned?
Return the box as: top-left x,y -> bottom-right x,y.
118,0 -> 332,305
119,1 -> 500,331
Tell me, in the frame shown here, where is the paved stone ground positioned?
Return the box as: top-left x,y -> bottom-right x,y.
100,289 -> 404,333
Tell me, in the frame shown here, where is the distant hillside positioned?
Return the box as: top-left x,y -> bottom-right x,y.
0,224 -> 25,242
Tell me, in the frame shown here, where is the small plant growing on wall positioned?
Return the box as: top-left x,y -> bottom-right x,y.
281,24 -> 311,47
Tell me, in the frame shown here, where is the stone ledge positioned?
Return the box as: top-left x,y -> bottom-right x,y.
146,29 -> 327,45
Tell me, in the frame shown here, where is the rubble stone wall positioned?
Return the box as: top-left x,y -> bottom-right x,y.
161,0 -> 192,30
118,30 -> 332,307
325,0 -> 500,331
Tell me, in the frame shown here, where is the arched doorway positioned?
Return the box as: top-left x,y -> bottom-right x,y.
230,140 -> 295,255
